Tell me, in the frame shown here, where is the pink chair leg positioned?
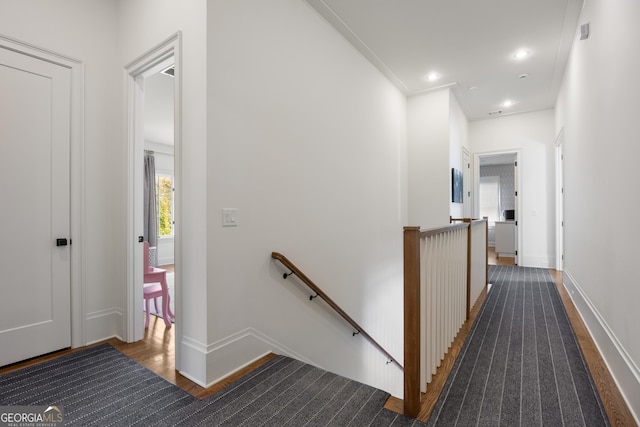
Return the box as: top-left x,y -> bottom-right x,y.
153,297 -> 160,313
145,298 -> 151,329
161,277 -> 171,327
166,296 -> 175,320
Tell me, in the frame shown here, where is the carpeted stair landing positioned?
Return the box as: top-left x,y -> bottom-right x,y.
0,344 -> 424,426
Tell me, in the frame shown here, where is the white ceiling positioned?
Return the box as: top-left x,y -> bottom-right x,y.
144,71 -> 174,146
306,0 -> 584,121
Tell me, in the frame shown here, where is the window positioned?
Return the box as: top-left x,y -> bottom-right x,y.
155,173 -> 174,237
479,176 -> 500,224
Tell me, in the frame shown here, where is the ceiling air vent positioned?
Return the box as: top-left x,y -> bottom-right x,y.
161,65 -> 175,77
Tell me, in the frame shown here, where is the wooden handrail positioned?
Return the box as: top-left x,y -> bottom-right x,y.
420,222 -> 469,238
271,252 -> 403,370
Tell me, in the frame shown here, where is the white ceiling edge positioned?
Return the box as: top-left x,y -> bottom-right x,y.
547,0 -> 585,105
305,0 -> 537,121
144,140 -> 174,155
305,0 -> 410,94
305,0 -> 585,122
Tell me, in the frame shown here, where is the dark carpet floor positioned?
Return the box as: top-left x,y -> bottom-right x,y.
426,265 -> 609,427
0,344 -> 424,426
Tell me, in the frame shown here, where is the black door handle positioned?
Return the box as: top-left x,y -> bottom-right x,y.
56,238 -> 68,247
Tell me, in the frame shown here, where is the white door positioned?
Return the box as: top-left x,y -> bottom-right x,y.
0,46 -> 71,366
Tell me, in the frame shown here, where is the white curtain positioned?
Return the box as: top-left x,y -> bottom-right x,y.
144,151 -> 157,248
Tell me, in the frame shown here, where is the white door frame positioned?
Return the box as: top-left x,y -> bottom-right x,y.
473,149 -> 522,264
125,33 -> 182,365
462,147 -> 472,218
0,34 -> 85,349
555,129 -> 565,271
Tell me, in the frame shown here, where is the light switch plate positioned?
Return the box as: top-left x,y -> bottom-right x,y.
222,208 -> 238,227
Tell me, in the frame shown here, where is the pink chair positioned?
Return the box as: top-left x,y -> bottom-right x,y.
143,241 -> 175,328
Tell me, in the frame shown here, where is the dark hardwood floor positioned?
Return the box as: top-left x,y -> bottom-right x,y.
488,246 -> 516,266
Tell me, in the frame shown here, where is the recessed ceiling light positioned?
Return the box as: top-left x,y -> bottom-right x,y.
513,49 -> 530,60
503,100 -> 513,107
425,72 -> 440,82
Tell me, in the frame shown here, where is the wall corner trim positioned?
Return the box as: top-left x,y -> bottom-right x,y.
202,328 -> 319,388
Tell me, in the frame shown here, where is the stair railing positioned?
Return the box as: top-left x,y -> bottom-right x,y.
404,222 -> 470,417
271,252 -> 403,369
451,217 -> 489,316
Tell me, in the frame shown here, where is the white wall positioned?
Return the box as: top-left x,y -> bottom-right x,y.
449,92 -> 469,219
555,0 -> 640,419
0,0 -> 124,343
407,89 -> 451,228
470,110 -> 556,267
206,0 -> 408,396
407,89 -> 469,225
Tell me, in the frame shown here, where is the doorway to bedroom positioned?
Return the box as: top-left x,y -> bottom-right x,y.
125,34 -> 182,370
477,152 -> 519,266
142,63 -> 176,336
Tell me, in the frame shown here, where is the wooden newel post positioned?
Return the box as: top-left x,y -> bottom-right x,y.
465,219 -> 472,320
403,226 -> 421,417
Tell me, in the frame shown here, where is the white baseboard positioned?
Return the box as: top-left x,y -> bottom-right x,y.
202,328 -> 317,387
84,308 -> 123,345
157,257 -> 174,266
563,270 -> 640,424
179,335 -> 208,387
497,253 -> 515,258
520,255 -> 553,268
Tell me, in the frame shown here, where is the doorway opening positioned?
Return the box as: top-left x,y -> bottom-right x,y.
142,64 -> 176,338
475,151 -> 520,265
125,33 -> 182,370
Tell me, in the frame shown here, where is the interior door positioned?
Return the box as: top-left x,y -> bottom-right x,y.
0,46 -> 71,366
